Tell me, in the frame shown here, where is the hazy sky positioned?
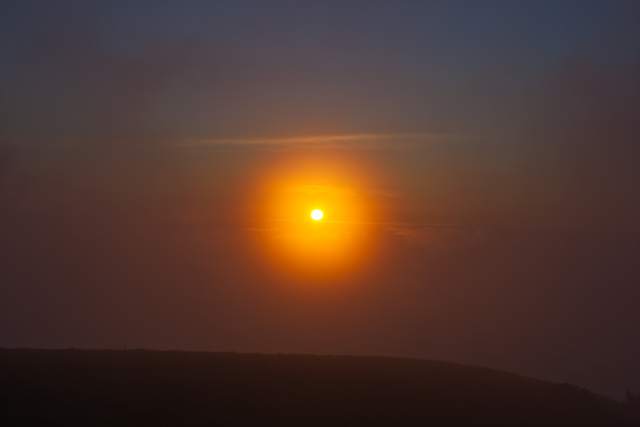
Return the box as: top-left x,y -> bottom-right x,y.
1,1 -> 639,397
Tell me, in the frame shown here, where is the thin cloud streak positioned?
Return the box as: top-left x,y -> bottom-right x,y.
179,132 -> 451,149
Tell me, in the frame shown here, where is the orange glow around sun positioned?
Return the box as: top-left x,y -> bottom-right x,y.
255,157 -> 374,282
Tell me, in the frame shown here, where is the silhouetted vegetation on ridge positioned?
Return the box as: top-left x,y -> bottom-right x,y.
1,349 -> 636,425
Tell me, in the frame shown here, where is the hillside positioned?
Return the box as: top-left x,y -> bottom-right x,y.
0,349 -> 635,425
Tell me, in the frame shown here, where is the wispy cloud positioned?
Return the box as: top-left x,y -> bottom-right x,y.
179,132 -> 450,150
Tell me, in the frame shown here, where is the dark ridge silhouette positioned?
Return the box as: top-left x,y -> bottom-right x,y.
0,349 -> 636,426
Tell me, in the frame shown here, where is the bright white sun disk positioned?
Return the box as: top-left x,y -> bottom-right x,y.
310,209 -> 324,221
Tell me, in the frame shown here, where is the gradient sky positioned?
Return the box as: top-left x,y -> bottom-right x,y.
1,1 -> 639,397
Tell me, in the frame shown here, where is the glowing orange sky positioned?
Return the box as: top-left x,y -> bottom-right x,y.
253,157 -> 376,283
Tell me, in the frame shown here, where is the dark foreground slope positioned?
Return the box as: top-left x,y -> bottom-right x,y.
0,349 -> 635,426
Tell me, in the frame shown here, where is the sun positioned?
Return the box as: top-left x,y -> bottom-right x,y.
256,161 -> 376,279
310,208 -> 324,221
